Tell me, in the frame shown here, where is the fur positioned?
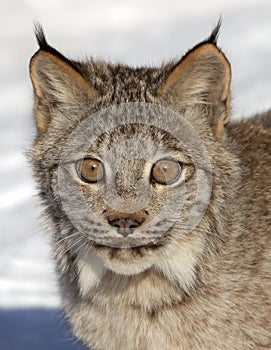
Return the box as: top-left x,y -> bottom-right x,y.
28,23 -> 271,350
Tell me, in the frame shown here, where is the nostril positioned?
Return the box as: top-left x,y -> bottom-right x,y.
109,218 -> 141,236
127,219 -> 141,229
129,224 -> 139,229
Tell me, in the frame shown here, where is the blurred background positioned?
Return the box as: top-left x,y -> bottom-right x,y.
0,0 -> 270,349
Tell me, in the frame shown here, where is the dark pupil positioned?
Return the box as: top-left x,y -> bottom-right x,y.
90,164 -> 97,172
162,165 -> 168,172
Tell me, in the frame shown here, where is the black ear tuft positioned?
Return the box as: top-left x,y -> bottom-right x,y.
32,22 -> 81,73
33,22 -> 50,50
207,18 -> 222,45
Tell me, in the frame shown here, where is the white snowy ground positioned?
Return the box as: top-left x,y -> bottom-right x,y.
0,0 -> 270,349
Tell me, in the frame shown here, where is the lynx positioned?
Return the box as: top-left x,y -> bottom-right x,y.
28,22 -> 271,350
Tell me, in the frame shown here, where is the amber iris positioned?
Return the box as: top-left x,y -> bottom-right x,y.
151,159 -> 182,185
77,158 -> 104,183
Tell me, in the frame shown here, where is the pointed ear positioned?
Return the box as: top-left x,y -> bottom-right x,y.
159,39 -> 231,139
29,28 -> 97,134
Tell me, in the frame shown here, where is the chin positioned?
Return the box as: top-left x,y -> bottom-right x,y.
95,245 -> 157,276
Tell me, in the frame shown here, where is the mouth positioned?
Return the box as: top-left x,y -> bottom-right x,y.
92,237 -> 164,266
85,226 -> 165,249
93,240 -> 163,256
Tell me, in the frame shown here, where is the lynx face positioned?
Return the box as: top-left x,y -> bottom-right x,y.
29,23 -> 232,282
54,102 -> 215,277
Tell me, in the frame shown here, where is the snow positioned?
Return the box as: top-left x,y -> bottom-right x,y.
0,0 -> 270,349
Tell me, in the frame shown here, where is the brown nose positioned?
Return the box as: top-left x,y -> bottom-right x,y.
109,218 -> 141,237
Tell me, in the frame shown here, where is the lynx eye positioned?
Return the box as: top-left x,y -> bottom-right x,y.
76,158 -> 104,183
151,159 -> 182,185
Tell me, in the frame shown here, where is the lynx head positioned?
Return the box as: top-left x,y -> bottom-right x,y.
29,22 -> 236,295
